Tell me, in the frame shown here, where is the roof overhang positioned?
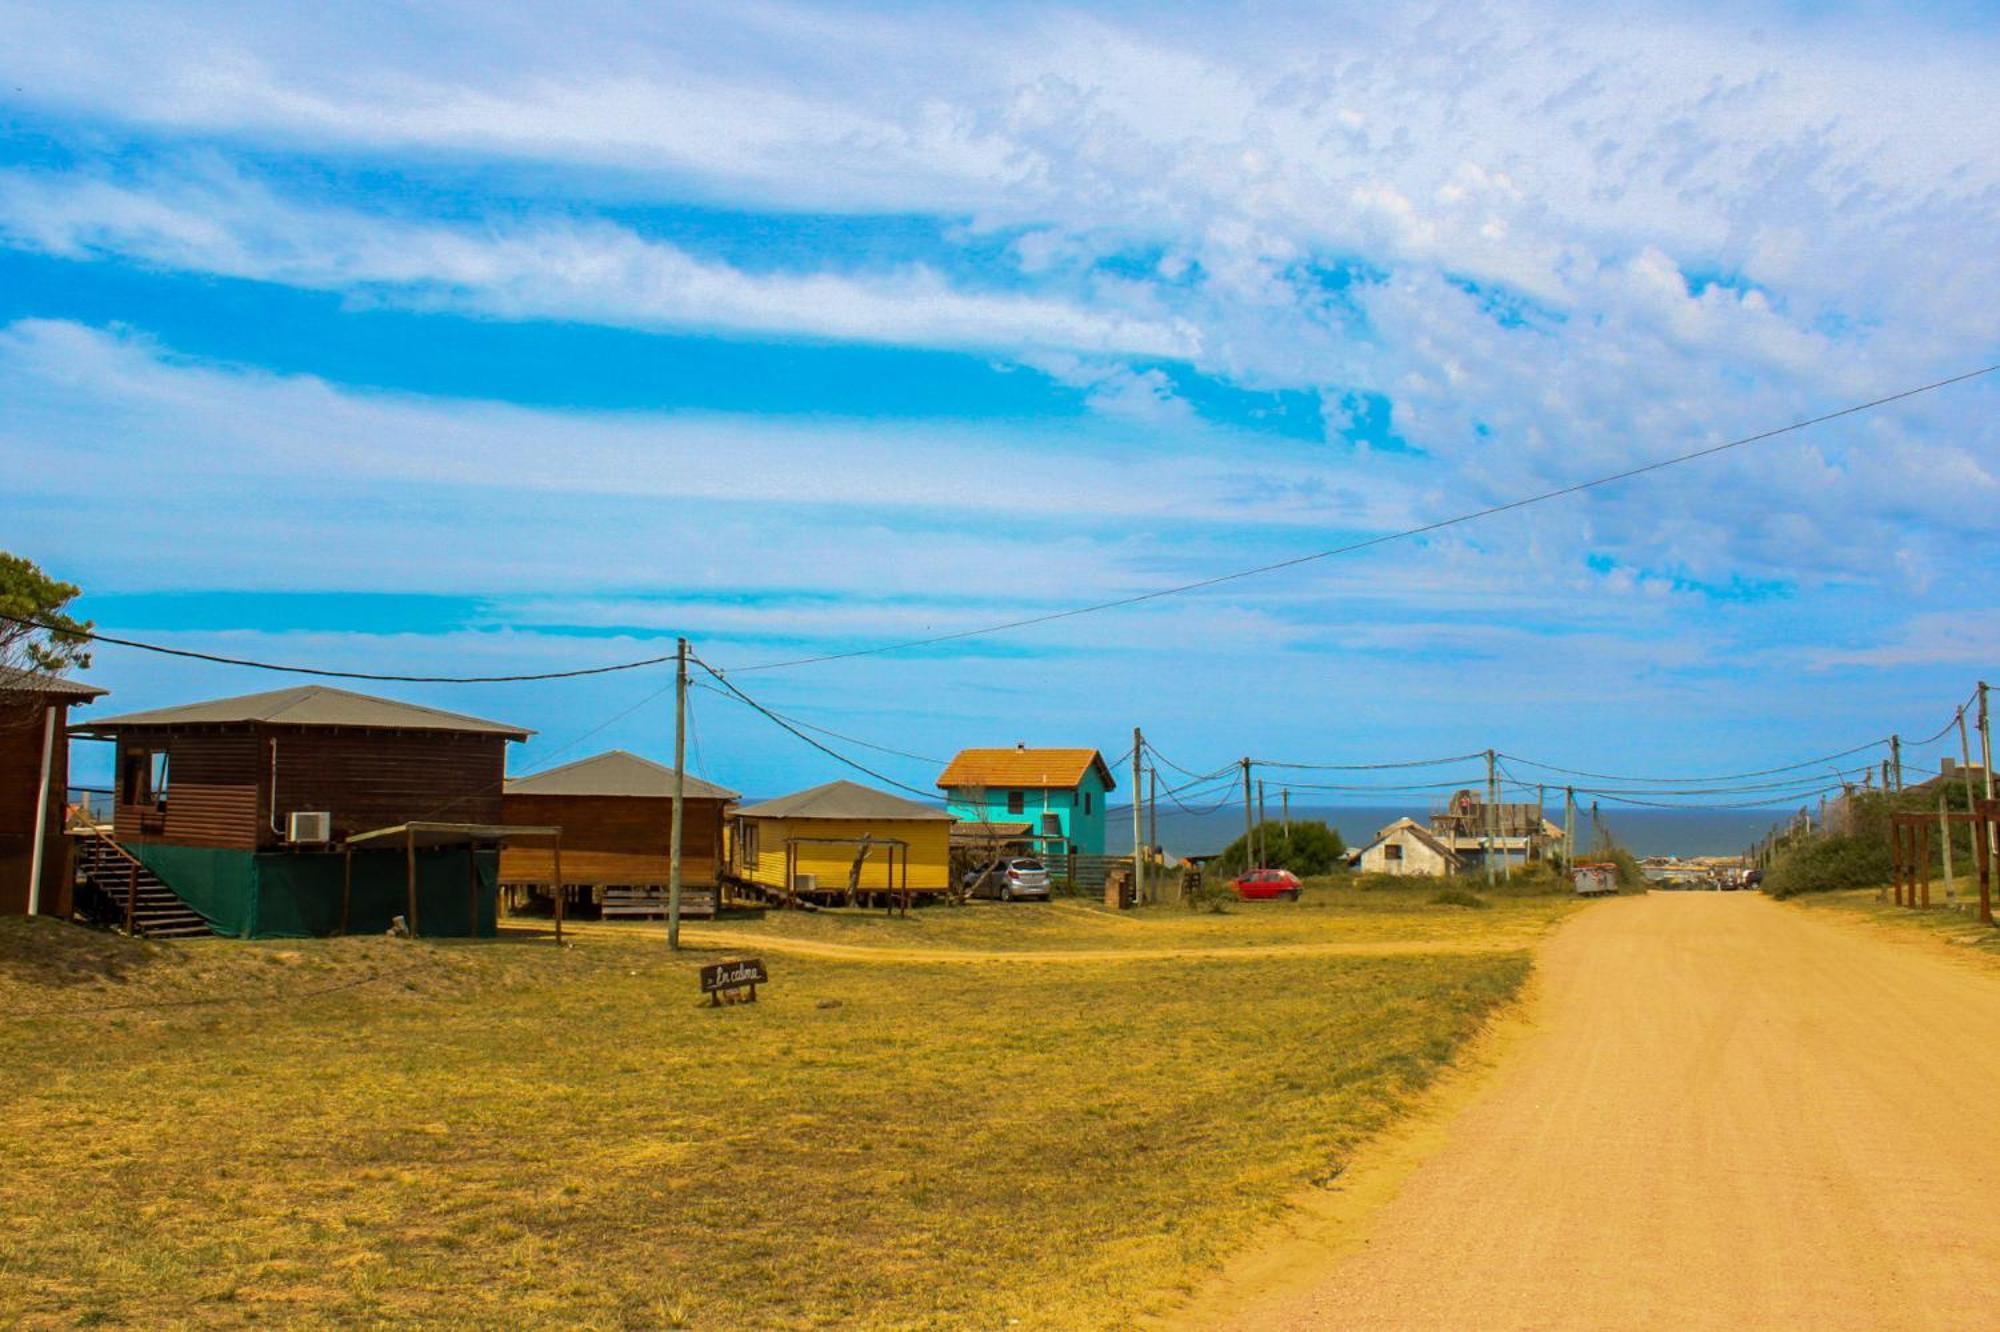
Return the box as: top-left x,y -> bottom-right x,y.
346,821 -> 561,850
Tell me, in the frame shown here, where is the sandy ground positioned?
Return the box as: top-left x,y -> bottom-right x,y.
1179,892 -> 2000,1331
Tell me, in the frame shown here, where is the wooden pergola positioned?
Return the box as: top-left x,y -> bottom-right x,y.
784,833 -> 913,914
1888,799 -> 1997,925
346,820 -> 564,940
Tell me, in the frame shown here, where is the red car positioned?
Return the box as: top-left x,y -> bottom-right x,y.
1231,868 -> 1302,901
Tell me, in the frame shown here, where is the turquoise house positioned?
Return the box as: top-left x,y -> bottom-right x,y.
936,747 -> 1117,858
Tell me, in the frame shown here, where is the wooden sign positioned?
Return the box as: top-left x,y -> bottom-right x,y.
700,958 -> 768,1005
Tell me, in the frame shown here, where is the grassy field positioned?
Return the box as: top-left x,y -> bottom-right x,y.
0,886 -> 1576,1329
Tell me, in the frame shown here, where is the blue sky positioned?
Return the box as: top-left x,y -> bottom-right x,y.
3,0 -> 1996,805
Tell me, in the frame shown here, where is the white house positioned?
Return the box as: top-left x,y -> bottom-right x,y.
1351,817 -> 1465,878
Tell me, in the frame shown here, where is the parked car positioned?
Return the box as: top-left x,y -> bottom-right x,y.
963,857 -> 1051,901
1230,867 -> 1302,901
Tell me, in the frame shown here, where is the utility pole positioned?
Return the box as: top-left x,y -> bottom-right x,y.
1891,734 -> 1903,792
1981,682 -> 1994,863
667,637 -> 689,950
1131,726 -> 1146,905
1484,749 -> 1498,887
1147,765 -> 1158,871
1282,787 -> 1290,833
1940,792 -> 1956,901
1563,786 -> 1575,869
1242,758 -> 1254,869
1960,704 -> 1978,873
1258,780 -> 1268,868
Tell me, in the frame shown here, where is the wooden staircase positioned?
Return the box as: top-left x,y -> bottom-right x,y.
71,830 -> 217,939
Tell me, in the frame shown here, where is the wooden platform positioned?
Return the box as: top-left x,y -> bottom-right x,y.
500,880 -> 717,919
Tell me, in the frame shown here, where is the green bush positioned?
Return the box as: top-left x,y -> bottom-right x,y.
1430,888 -> 1489,909
1211,820 -> 1346,878
1759,786 -> 1987,898
1763,833 -> 1890,898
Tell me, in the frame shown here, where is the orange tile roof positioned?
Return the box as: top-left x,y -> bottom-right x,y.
936,747 -> 1116,792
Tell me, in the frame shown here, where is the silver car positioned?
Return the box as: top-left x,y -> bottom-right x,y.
964,857 -> 1051,901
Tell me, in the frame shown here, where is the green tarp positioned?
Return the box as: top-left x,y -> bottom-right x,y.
126,844 -> 498,939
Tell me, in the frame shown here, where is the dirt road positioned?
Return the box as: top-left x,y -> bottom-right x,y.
1190,892 -> 2000,1330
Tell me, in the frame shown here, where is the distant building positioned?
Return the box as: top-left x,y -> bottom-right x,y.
936,746 -> 1117,857
1350,817 -> 1464,878
1430,789 -> 1561,870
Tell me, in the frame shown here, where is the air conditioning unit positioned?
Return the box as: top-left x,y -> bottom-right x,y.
792,872 -> 818,894
287,811 -> 333,844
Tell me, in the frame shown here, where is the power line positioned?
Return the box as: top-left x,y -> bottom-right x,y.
689,681 -> 944,767
1586,784 -> 1850,811
1497,738 -> 1889,785
19,364 -> 1986,686
1495,756 -> 1865,806
1251,751 -> 1489,772
1141,739 -> 1237,784
715,365 -> 1999,674
691,657 -> 940,800
0,611 -> 683,683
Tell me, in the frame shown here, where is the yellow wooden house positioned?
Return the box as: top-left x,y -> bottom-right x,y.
733,779 -> 952,904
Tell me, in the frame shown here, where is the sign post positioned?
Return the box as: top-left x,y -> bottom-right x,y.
701,958 -> 769,1006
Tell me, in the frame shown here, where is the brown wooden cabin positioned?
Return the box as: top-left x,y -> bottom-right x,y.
500,750 -> 738,919
0,669 -> 107,917
77,685 -> 531,850
71,686 -> 531,938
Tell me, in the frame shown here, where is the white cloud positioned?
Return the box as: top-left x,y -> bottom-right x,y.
0,317 -> 1414,600
0,164 -> 1194,358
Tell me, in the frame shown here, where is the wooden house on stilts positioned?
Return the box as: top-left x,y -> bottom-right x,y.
71,686 -> 538,938
500,750 -> 737,919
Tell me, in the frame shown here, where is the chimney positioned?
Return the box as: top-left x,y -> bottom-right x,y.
1016,741 -> 1026,750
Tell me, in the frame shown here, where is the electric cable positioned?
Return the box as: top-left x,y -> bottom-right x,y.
16,362 -> 1993,685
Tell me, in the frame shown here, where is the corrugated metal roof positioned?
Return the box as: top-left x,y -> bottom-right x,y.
0,667 -> 108,700
736,779 -> 951,822
504,749 -> 738,800
77,685 -> 530,739
936,747 -> 1116,792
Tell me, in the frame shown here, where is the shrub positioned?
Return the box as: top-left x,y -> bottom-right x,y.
1430,888 -> 1489,909
1763,834 -> 1890,898
1760,788 -> 1953,899
1211,820 -> 1347,878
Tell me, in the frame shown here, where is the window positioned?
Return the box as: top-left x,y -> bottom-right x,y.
1083,791 -> 1092,815
740,822 -> 759,867
121,748 -> 168,806
1007,790 -> 1025,815
1384,843 -> 1404,861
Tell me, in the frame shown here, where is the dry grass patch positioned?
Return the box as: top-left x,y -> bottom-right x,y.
1785,886 -> 2000,966
657,879 -> 1577,957
0,898 -> 1545,1329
